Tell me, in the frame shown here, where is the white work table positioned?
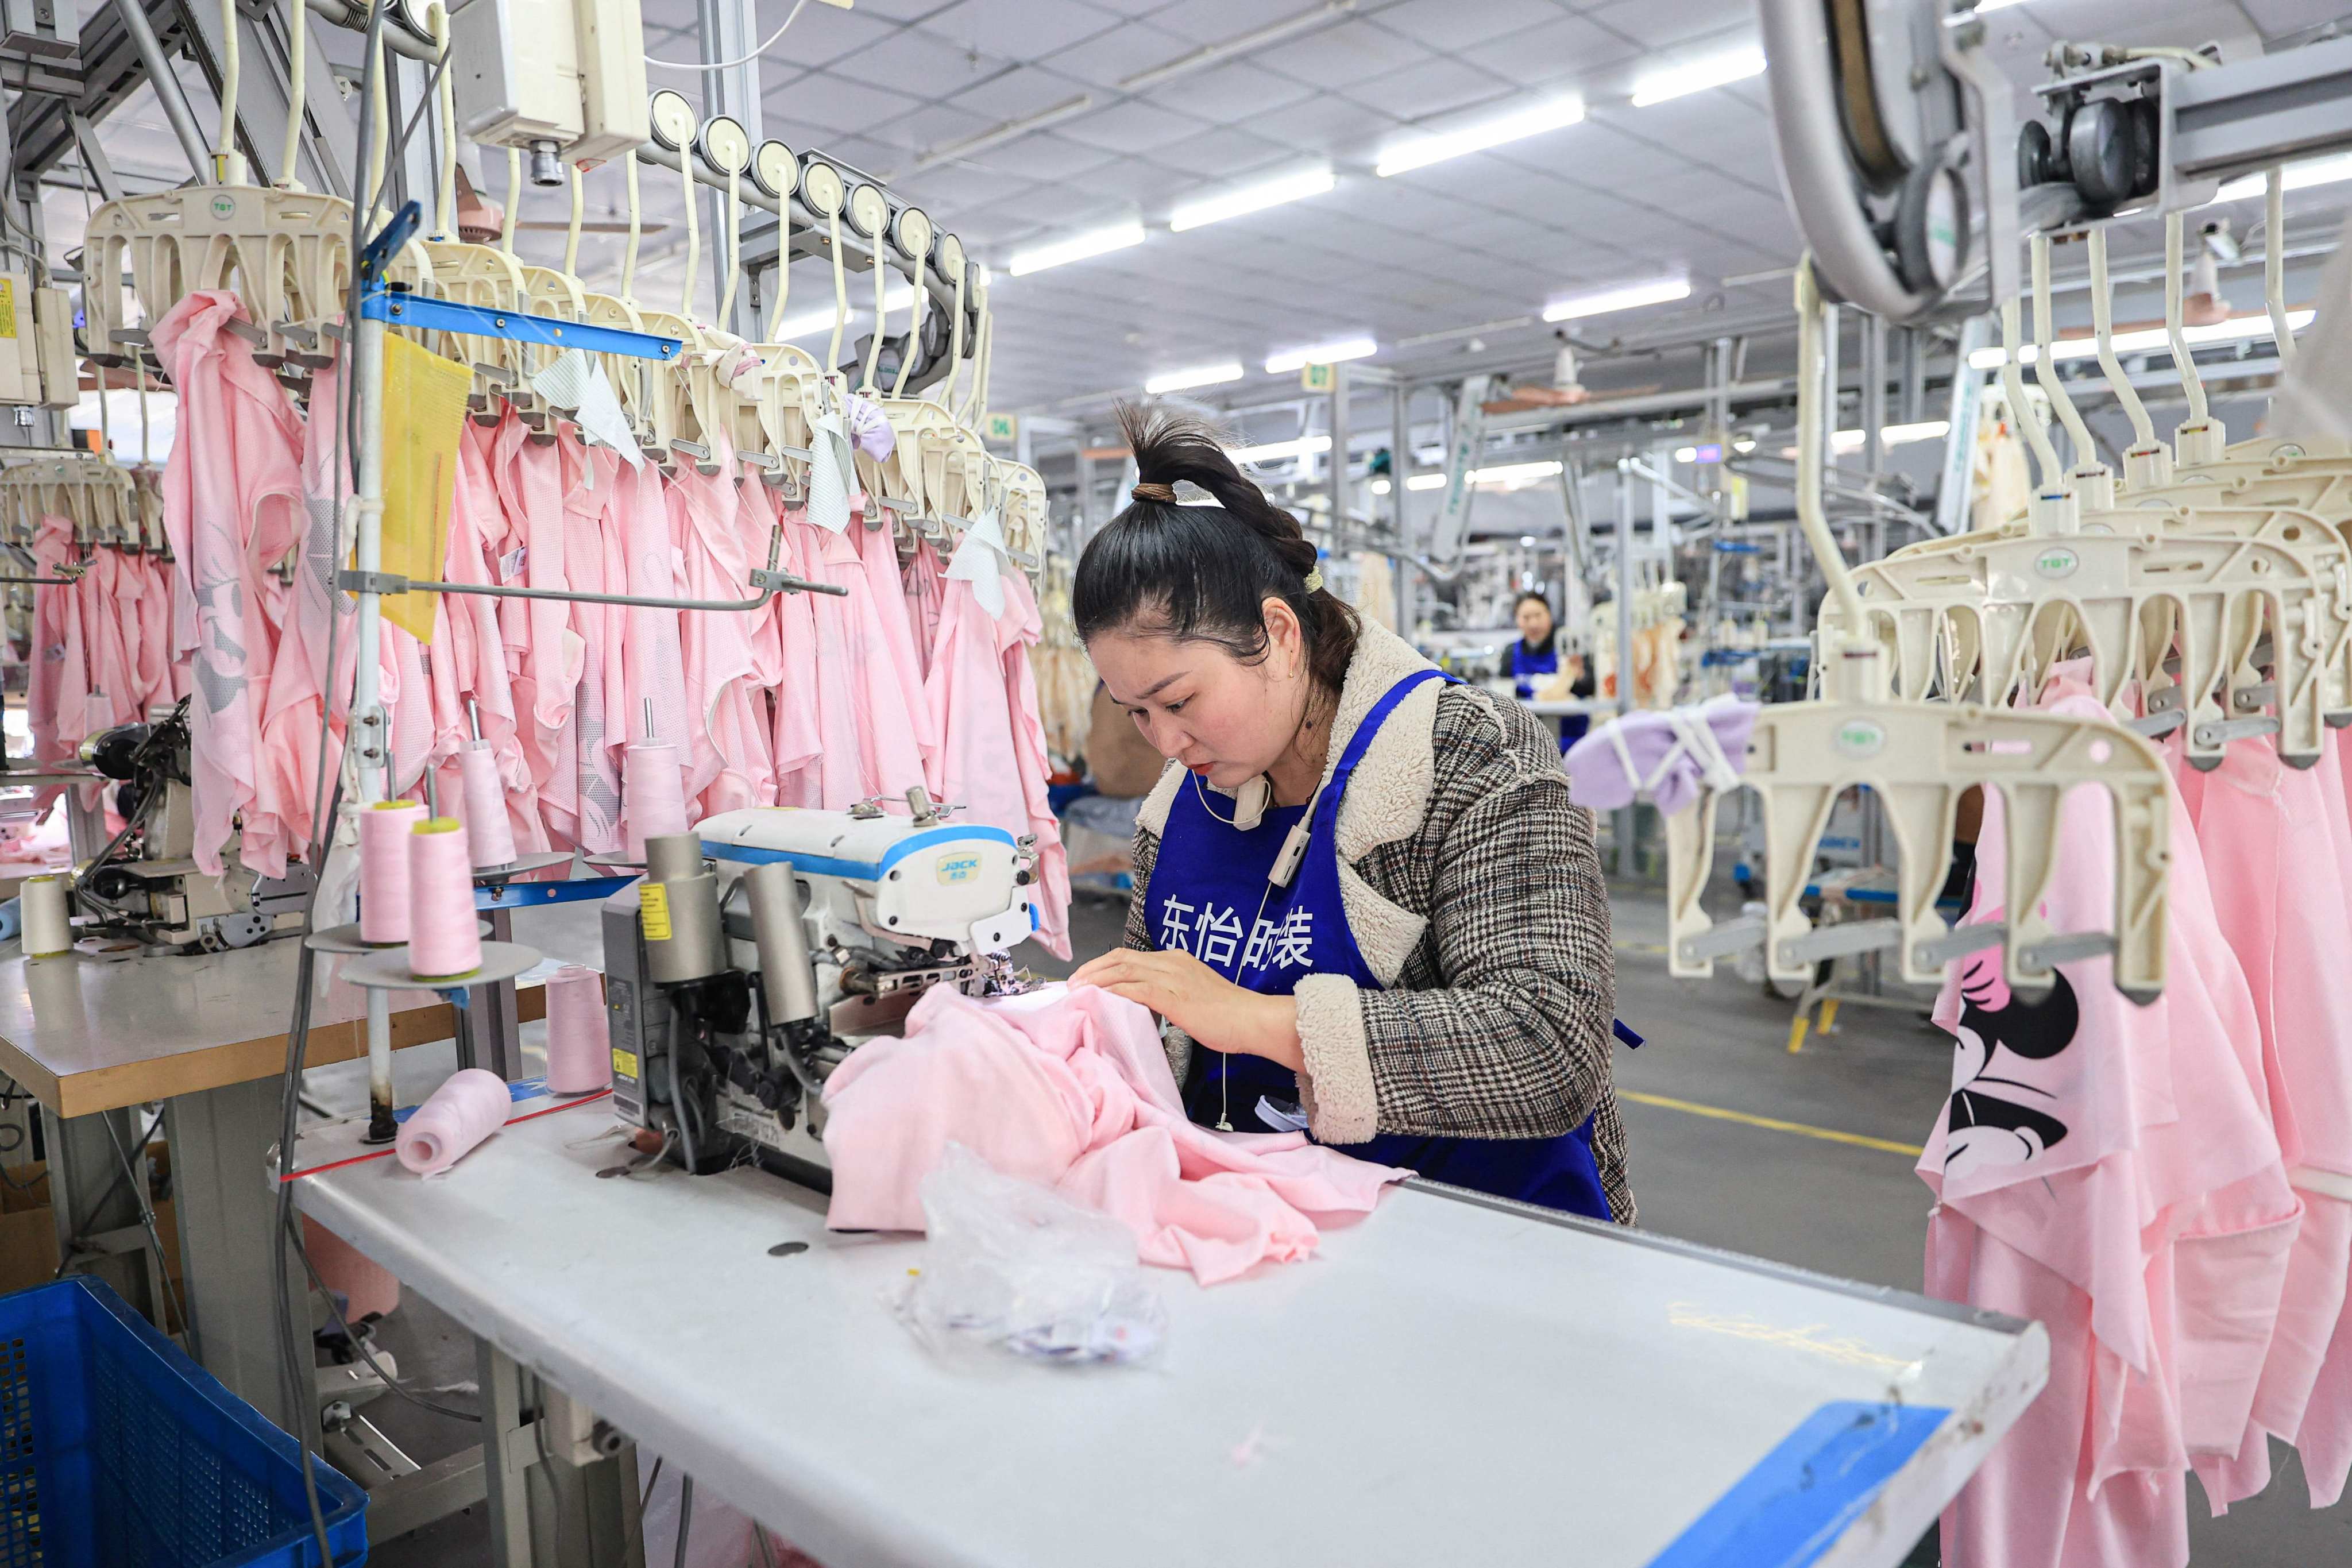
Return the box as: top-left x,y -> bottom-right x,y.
291,1084 -> 2047,1568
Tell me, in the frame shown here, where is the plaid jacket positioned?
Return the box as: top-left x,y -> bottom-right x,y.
1124,622 -> 1632,1225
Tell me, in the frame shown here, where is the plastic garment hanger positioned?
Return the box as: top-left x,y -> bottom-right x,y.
1665,258 -> 2176,1004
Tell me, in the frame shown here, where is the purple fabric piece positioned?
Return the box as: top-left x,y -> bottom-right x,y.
842,392 -> 895,460
1562,696 -> 1759,814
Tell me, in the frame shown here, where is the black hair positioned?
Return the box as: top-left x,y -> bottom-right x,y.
1073,401 -> 1361,696
1513,591 -> 1554,617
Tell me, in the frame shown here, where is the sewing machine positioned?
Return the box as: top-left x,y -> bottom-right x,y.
65,705 -> 315,952
603,787 -> 1040,1179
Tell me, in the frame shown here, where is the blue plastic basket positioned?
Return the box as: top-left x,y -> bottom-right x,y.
0,1277 -> 368,1568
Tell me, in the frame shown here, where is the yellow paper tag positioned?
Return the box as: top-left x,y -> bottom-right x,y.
377,334 -> 472,642
611,1047 -> 639,1079
639,883 -> 673,942
0,279 -> 18,339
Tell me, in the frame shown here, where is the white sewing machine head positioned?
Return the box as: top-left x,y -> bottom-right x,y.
604,787 -> 1040,1178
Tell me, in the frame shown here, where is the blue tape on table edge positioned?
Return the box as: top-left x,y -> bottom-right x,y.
1646,1400 -> 1949,1568
392,1075 -> 549,1123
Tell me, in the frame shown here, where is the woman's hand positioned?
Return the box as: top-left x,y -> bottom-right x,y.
1068,948 -> 1303,1071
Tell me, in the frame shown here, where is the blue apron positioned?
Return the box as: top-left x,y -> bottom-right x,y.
1511,639 -> 1588,749
1150,667 -> 1619,1221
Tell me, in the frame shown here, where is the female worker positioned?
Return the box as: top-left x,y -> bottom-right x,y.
1069,406 -> 1632,1223
1509,590 -> 1594,748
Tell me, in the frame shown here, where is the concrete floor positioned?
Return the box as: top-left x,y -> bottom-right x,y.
344,885 -> 2350,1566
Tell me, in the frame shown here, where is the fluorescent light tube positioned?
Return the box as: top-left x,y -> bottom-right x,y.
1404,473 -> 1446,491
1230,435 -> 1333,464
1171,165 -> 1334,232
1376,98 -> 1585,177
1967,309 -> 2314,368
1145,361 -> 1245,395
2215,152 -> 2352,203
768,284 -> 915,342
1543,277 -> 1690,321
1630,47 -> 1766,108
1009,221 -> 1146,277
1264,336 -> 1377,374
1830,420 -> 1950,453
1472,459 -> 1563,488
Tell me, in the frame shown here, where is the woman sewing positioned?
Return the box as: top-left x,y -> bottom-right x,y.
1509,590 -> 1593,747
1068,406 -> 1633,1223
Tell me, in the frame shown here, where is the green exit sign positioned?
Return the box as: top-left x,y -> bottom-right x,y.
983,411 -> 1019,445
1300,363 -> 1336,392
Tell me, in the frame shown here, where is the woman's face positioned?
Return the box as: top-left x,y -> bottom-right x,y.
1515,598 -> 1554,646
1088,600 -> 1307,790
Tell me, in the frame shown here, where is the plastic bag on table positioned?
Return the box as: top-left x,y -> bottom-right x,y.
895,1143 -> 1166,1366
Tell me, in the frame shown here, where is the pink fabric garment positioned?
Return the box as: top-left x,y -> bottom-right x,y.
150,289 -> 307,876
256,357 -> 356,856
488,412 -> 583,847
740,480 -> 819,800
26,515 -> 82,809
611,457 -> 690,848
852,507 -> 941,792
821,983 -> 1405,1284
766,507 -> 833,808
667,431 -> 772,815
790,509 -> 928,809
903,539 -> 943,679
996,571 -> 1072,959
557,442 -> 624,853
1931,1207 -> 2191,1568
430,423 -> 540,858
1922,692 -> 2292,1563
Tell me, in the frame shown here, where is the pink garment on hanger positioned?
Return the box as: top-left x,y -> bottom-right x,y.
150,289 -> 307,876
255,358 -> 357,858
740,480 -> 818,802
488,412 -> 582,847
921,551 -> 1069,955
1922,692 -> 2292,1562
26,515 -> 82,810
1930,1207 -> 2191,1568
555,441 -> 624,853
612,457 -> 689,847
790,509 -> 928,809
821,983 -> 1405,1284
668,431 -> 772,816
853,503 -> 941,791
431,422 -> 543,856
903,539 -> 943,678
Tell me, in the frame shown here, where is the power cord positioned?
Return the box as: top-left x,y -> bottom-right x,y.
643,0 -> 808,70
284,1211 -> 480,1423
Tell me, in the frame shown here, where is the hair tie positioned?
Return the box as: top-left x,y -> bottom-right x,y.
1131,481 -> 1176,503
1303,567 -> 1324,593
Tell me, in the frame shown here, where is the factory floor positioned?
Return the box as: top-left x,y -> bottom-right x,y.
353,885 -> 2350,1567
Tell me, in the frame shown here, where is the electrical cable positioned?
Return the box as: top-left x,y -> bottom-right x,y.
50,1107 -> 165,1279
104,1113 -> 190,1340
284,1211 -> 482,1422
674,1475 -> 694,1568
644,0 -> 807,69
640,1453 -> 664,1508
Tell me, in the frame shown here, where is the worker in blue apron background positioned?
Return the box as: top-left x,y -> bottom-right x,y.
1070,402 -> 1635,1226
1510,591 -> 1593,748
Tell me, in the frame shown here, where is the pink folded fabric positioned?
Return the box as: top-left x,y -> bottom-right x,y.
821,984 -> 1406,1284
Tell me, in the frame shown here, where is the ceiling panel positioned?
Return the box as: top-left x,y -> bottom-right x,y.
53,0 -> 2333,416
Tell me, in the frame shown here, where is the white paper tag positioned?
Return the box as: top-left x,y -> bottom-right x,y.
945,502 -> 1008,617
530,347 -> 590,410
574,363 -> 644,470
498,545 -> 526,582
807,408 -> 853,535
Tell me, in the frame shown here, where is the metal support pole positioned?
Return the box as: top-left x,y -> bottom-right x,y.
699,0 -> 765,339
167,1079 -> 308,1438
43,1105 -> 161,1322
1898,326 -> 1926,425
110,0 -> 213,179
1861,312 -> 1887,476
352,307 -> 397,1142
1326,362 -> 1349,554
1613,461 -> 1637,878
